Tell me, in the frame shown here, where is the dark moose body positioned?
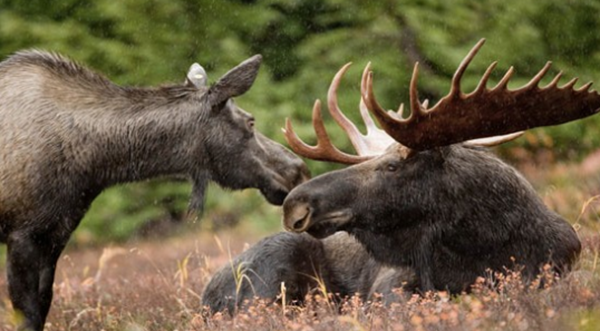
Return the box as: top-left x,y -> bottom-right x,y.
0,50 -> 308,330
283,143 -> 581,294
282,39 -> 596,295
203,143 -> 582,314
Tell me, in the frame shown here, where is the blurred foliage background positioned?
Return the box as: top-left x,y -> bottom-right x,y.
1,0 -> 599,245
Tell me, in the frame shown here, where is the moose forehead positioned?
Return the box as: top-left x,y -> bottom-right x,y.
385,144 -> 411,159
235,104 -> 253,119
219,99 -> 253,121
365,144 -> 413,166
349,143 -> 415,177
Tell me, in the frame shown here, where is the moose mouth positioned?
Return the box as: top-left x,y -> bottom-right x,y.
307,211 -> 354,239
259,175 -> 292,205
285,205 -> 353,239
306,220 -> 342,239
261,171 -> 310,205
260,186 -> 289,205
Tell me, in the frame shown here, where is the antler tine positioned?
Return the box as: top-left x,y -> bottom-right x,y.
283,100 -> 370,165
451,38 -> 486,96
364,71 -> 404,129
397,104 -> 405,117
547,72 -> 563,87
324,61 -> 395,156
357,63 -> 397,153
359,62 -> 379,132
409,63 -> 426,118
327,63 -> 372,155
465,132 -> 524,147
577,81 -> 593,92
361,63 -> 402,121
562,77 -> 579,90
523,61 -> 553,90
473,61 -> 498,94
494,66 -> 515,90
363,69 -> 426,148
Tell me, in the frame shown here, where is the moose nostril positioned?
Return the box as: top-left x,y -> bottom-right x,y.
284,203 -> 312,232
292,217 -> 309,231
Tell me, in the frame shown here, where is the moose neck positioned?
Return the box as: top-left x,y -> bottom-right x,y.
61,86 -> 207,188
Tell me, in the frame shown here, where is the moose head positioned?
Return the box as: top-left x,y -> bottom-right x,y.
179,55 -> 310,208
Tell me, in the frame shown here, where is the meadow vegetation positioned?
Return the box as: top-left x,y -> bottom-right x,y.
1,157 -> 599,330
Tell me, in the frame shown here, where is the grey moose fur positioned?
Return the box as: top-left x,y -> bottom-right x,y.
0,50 -> 308,330
201,231 -> 414,315
283,144 -> 582,294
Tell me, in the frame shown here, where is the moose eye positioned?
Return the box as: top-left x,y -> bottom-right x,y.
247,118 -> 255,130
386,163 -> 398,172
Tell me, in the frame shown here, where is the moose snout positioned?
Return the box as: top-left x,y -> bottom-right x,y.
283,201 -> 312,232
279,152 -> 311,191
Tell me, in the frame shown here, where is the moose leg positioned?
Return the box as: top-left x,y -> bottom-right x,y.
413,241 -> 435,293
38,239 -> 67,322
6,235 -> 44,331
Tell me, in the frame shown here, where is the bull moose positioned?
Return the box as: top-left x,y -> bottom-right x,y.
0,50 -> 308,330
283,39 -> 598,294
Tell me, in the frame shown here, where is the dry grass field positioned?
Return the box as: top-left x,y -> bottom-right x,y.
1,155 -> 600,331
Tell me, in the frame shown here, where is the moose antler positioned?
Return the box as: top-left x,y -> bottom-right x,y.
285,39 -> 600,164
364,38 -> 600,151
283,99 -> 370,164
283,63 -> 395,164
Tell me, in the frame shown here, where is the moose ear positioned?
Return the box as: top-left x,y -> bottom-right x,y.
208,54 -> 262,105
185,63 -> 208,88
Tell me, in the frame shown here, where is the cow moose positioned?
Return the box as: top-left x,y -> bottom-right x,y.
283,39 -> 599,295
201,231 -> 413,315
0,50 -> 309,330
